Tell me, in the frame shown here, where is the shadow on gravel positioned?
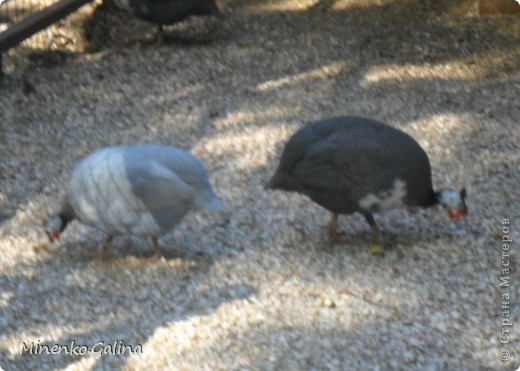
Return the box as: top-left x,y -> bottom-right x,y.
187,321 -> 496,369
3,0 -> 517,217
1,1 -> 518,369
2,250 -> 255,369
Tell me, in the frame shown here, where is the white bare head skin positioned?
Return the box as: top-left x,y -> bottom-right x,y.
45,213 -> 73,242
45,215 -> 63,242
45,198 -> 76,242
437,188 -> 468,220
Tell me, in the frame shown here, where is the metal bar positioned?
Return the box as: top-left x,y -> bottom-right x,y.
0,0 -> 92,53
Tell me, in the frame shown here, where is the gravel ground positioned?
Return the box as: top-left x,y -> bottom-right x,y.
1,0 -> 519,369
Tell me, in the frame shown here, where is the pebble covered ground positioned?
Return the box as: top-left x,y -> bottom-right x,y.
0,0 -> 519,369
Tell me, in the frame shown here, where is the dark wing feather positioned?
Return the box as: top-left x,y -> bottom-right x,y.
291,140 -> 353,191
290,131 -> 395,193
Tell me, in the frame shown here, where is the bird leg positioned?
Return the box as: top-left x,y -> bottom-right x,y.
327,213 -> 341,244
363,213 -> 384,247
138,25 -> 166,46
157,24 -> 165,44
98,235 -> 113,260
151,237 -> 163,259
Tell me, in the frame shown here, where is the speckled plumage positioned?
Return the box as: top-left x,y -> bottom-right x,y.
50,144 -> 226,257
111,0 -> 221,28
267,116 -> 442,244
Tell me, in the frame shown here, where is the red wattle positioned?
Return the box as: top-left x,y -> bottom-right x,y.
448,210 -> 462,220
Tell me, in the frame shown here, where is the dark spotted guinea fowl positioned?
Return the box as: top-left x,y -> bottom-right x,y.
110,0 -> 222,41
266,116 -> 467,247
45,144 -> 227,259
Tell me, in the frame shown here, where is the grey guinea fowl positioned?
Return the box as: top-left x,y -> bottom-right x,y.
45,144 -> 227,259
266,116 -> 468,246
110,0 -> 221,39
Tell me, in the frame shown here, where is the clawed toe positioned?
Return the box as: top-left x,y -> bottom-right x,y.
328,230 -> 348,245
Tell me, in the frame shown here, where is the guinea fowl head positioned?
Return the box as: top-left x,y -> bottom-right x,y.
45,213 -> 73,243
437,188 -> 468,220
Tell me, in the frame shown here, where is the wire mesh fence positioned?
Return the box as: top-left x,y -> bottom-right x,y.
0,0 -> 93,74
1,0 -> 62,54
1,0 -> 62,24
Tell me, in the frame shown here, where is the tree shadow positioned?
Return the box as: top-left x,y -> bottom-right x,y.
0,251 -> 256,369
0,0 -> 518,369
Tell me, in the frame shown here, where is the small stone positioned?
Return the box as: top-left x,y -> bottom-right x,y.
435,321 -> 448,333
322,298 -> 336,308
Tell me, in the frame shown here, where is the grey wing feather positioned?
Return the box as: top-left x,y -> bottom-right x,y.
130,145 -> 210,187
127,161 -> 195,211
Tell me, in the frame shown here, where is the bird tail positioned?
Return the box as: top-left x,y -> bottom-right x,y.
265,171 -> 296,191
195,189 -> 227,212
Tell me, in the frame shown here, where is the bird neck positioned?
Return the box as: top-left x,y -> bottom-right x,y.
433,191 -> 442,205
59,199 -> 75,231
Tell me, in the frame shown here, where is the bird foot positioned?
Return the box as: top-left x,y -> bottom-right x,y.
97,246 -> 112,261
327,230 -> 349,245
138,30 -> 180,46
150,238 -> 163,261
146,254 -> 161,263
327,213 -> 346,245
95,236 -> 113,261
138,32 -> 165,46
84,248 -> 109,261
